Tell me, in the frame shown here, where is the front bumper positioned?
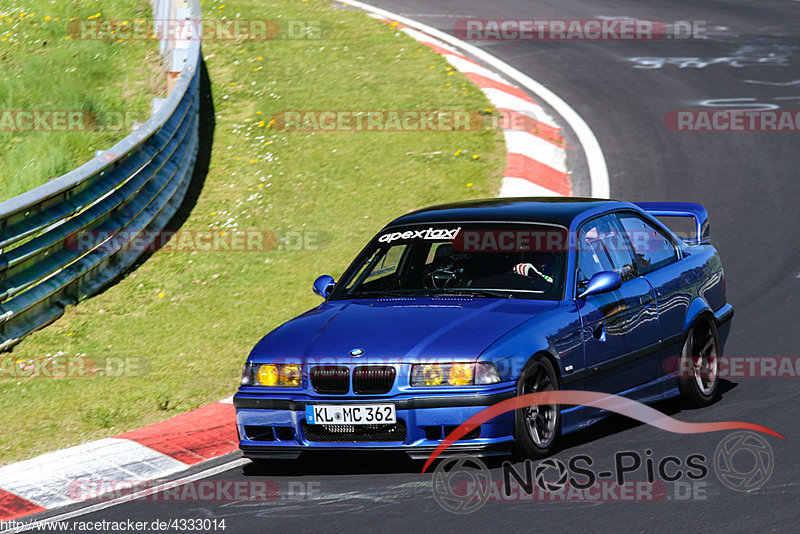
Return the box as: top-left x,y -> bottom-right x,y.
234,386 -> 516,460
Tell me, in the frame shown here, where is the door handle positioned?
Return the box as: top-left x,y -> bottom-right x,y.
593,324 -> 607,342
640,294 -> 653,306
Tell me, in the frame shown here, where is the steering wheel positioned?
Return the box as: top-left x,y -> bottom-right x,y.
424,266 -> 463,289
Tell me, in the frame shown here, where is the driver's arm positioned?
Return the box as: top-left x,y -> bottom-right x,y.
513,263 -> 553,284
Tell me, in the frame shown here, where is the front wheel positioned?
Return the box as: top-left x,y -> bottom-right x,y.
513,356 -> 560,459
678,318 -> 720,407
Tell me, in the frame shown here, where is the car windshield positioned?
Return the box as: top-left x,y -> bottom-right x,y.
331,223 -> 567,300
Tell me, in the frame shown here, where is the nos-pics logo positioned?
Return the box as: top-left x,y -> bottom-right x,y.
431,431 -> 775,514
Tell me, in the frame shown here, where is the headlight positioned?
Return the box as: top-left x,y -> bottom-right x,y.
279,364 -> 302,387
449,364 -> 473,386
410,362 -> 501,386
241,362 -> 302,387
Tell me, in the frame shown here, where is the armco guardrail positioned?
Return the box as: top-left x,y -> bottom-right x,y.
0,0 -> 202,350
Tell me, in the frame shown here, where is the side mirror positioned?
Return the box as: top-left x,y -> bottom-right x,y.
313,275 -> 336,298
578,271 -> 622,299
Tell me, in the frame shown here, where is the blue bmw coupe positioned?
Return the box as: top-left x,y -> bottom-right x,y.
234,198 -> 732,460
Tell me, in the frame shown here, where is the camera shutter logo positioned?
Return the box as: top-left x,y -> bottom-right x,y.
431,454 -> 491,514
714,431 -> 774,492
534,458 -> 569,492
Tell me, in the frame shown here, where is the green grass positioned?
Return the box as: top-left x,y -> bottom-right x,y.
0,0 -> 505,464
0,0 -> 163,201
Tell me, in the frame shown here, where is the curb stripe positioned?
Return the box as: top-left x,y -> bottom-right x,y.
0,490 -> 46,521
351,0 -> 609,197
4,459 -> 250,533
0,402 -> 238,520
384,13 -> 570,198
0,438 -> 188,511
480,88 -> 560,129
505,153 -> 571,196
115,402 -> 238,466
496,107 -> 565,147
462,72 -> 535,103
504,130 -> 568,174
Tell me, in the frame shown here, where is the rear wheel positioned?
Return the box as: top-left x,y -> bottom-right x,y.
514,356 -> 560,459
678,318 -> 720,407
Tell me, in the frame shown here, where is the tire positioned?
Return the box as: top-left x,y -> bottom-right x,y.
513,355 -> 561,459
678,318 -> 720,407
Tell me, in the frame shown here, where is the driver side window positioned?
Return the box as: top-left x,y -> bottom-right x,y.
577,214 -> 636,288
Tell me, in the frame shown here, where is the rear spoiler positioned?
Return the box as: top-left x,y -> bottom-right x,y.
634,202 -> 710,246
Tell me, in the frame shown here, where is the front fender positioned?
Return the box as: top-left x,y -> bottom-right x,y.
478,302 -> 582,382
683,297 -> 714,332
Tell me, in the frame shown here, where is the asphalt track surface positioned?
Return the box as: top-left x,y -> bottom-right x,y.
41,0 -> 800,532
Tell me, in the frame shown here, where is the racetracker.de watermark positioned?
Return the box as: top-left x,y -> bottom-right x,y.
0,355 -> 149,379
0,110 -> 147,132
63,229 -> 328,253
269,110 -> 552,132
445,228 -> 679,253
667,356 -> 800,378
453,19 -> 707,41
65,479 -> 320,503
0,110 -> 89,132
67,18 -> 332,41
665,110 -> 800,132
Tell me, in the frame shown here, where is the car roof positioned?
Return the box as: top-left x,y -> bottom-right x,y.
386,197 -> 629,228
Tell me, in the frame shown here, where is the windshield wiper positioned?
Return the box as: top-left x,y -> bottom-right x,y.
344,291 -> 423,299
432,289 -> 516,299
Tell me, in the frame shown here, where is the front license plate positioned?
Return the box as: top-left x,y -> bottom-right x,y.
306,404 -> 396,425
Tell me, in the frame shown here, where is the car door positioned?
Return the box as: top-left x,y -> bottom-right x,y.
576,214 -> 660,393
616,212 -> 686,379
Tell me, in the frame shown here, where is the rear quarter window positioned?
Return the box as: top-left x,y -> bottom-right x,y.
617,214 -> 678,274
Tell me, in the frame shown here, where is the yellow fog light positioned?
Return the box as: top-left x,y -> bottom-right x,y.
449,364 -> 474,386
255,364 -> 279,386
280,364 -> 302,387
422,364 -> 443,386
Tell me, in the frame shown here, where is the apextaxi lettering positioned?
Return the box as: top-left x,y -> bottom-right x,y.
378,227 -> 461,244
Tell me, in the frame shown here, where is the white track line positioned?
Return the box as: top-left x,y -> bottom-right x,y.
339,0 -> 610,198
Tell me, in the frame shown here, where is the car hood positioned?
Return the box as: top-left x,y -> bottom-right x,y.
249,297 -> 558,363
